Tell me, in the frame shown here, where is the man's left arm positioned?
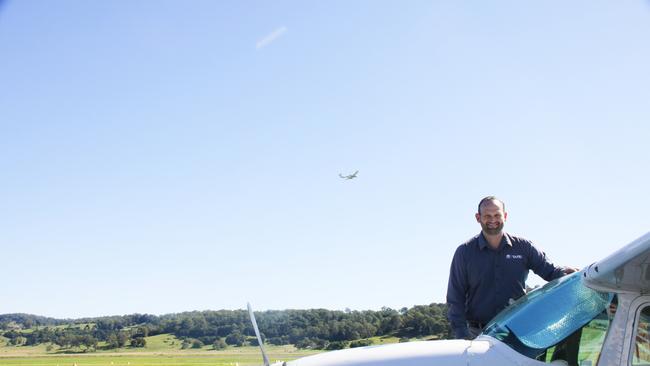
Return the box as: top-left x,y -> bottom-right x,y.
527,243 -> 577,281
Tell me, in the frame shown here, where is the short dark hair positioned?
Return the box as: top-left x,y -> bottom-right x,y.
478,196 -> 505,214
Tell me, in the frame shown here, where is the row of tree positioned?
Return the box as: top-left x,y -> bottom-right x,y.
0,304 -> 451,351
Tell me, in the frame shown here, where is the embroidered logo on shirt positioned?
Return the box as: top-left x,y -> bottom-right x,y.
506,254 -> 523,259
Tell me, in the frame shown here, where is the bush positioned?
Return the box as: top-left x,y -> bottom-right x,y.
313,338 -> 328,349
191,339 -> 204,349
268,336 -> 290,345
181,339 -> 191,349
295,338 -> 317,349
213,338 -> 227,350
225,332 -> 245,347
325,341 -> 349,350
349,339 -> 373,348
130,337 -> 146,348
10,336 -> 26,346
295,337 -> 328,349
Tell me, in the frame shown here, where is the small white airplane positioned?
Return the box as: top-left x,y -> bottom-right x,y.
339,171 -> 359,180
250,231 -> 650,366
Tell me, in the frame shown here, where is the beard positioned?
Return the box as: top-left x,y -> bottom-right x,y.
481,222 -> 504,236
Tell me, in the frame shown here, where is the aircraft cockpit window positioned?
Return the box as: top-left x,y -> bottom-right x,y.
632,306 -> 650,365
483,273 -> 615,366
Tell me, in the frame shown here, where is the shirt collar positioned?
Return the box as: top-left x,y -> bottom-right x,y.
478,231 -> 512,250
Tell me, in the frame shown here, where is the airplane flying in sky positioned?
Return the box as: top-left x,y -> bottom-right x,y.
339,170 -> 358,180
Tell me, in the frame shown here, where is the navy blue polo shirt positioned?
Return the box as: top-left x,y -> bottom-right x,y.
446,232 -> 565,339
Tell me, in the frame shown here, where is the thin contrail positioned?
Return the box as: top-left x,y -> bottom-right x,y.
256,26 -> 288,49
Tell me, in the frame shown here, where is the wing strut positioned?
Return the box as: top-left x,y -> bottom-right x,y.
248,302 -> 270,366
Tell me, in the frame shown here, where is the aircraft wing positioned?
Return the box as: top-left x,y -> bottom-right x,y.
584,231 -> 650,293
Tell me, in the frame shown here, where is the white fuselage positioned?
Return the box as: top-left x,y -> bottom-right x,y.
287,336 -> 556,366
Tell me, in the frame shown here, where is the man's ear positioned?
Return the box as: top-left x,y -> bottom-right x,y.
475,213 -> 481,223
504,212 -> 508,221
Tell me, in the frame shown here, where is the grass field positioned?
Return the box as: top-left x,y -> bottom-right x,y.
0,351 -> 318,366
0,333 -> 432,366
0,346 -> 319,366
0,333 -> 327,366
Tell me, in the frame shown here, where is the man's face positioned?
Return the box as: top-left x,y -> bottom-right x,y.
475,201 -> 507,235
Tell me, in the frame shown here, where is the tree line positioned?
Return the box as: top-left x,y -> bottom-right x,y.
0,304 -> 450,352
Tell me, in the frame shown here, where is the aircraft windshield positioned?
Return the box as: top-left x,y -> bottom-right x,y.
484,272 -> 614,356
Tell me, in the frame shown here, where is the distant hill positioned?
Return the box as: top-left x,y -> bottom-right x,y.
0,313 -> 68,328
0,304 -> 451,352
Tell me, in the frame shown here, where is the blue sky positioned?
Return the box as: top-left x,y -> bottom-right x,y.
1,0 -> 649,319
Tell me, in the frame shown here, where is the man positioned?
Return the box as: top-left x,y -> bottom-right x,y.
446,196 -> 577,339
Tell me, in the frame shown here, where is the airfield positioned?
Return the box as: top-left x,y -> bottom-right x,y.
0,335 -> 413,366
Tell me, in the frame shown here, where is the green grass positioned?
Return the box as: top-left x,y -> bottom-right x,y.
0,333 -> 423,365
142,334 -> 182,351
0,355 -> 298,366
0,349 -> 319,366
0,333 -> 321,366
0,342 -> 53,357
365,336 -> 399,345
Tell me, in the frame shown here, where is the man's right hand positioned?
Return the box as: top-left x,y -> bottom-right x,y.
563,266 -> 580,274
